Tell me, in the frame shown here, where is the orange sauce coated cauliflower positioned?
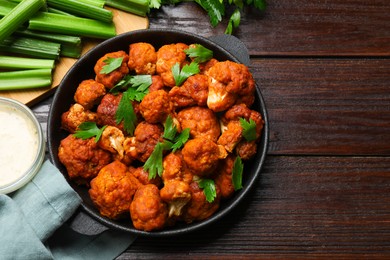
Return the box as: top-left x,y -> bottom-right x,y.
58,41 -> 264,232
89,160 -> 140,219
130,184 -> 168,231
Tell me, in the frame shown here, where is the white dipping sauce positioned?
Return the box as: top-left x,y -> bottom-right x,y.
0,105 -> 38,187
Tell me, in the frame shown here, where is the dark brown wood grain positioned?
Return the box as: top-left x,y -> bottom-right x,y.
30,1 -> 390,258
253,58 -> 390,155
149,1 -> 390,56
117,156 -> 390,259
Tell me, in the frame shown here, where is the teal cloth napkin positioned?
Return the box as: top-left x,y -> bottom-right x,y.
0,160 -> 137,260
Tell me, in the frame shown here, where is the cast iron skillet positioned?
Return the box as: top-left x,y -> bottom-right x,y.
48,29 -> 269,237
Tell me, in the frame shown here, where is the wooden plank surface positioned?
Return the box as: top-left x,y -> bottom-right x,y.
149,1 -> 390,56
117,156 -> 390,259
29,1 -> 390,258
0,8 -> 148,106
253,58 -> 390,155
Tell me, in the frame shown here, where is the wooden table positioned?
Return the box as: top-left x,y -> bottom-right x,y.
32,1 -> 390,258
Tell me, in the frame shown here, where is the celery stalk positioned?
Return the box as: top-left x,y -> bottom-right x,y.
47,7 -> 75,16
0,69 -> 52,90
60,44 -> 83,58
0,36 -> 61,59
0,1 -> 17,17
79,0 -> 106,8
105,0 -> 149,17
46,0 -> 113,23
29,12 -> 116,39
15,28 -> 82,45
0,56 -> 55,69
0,68 -> 51,79
0,0 -> 45,42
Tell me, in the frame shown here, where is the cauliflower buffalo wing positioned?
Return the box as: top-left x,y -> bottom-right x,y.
214,154 -> 236,200
130,184 -> 168,231
177,106 -> 220,142
160,180 -> 191,218
94,50 -> 129,89
58,134 -> 112,185
169,74 -> 208,108
124,121 -> 163,163
97,126 -> 125,160
128,42 -> 157,75
182,181 -> 220,223
218,103 -> 264,160
61,103 -> 97,133
139,89 -> 172,124
162,152 -> 193,184
156,43 -> 189,87
182,138 -> 228,177
89,160 -> 140,219
132,166 -> 163,187
149,75 -> 166,92
206,60 -> 256,112
96,93 -> 123,131
96,93 -> 141,133
74,79 -> 106,110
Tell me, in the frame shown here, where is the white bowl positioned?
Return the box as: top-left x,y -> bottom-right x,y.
0,97 -> 45,194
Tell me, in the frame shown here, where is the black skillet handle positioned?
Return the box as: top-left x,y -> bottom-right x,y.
208,34 -> 251,66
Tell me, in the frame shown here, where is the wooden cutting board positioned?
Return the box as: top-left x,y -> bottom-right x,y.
0,7 -> 149,106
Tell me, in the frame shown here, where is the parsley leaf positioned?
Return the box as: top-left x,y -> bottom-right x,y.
239,117 -> 257,142
172,62 -> 200,86
113,75 -> 152,135
110,75 -> 152,96
184,44 -> 214,63
251,0 -> 267,10
129,75 -> 153,92
232,156 -> 244,190
162,115 -> 190,151
144,116 -> 190,179
163,114 -> 177,141
225,8 -> 241,35
144,142 -> 164,180
145,141 -> 173,179
100,57 -> 123,74
115,91 -> 137,135
195,0 -> 225,27
73,122 -> 107,143
198,179 -> 217,203
171,128 -> 190,152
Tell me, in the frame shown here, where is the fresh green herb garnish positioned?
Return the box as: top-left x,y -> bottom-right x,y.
172,62 -> 199,86
100,56 -> 123,74
163,114 -> 177,141
113,75 -> 152,135
115,91 -> 137,135
225,8 -> 241,35
240,117 -> 257,142
232,156 -> 244,190
73,122 -> 107,142
158,0 -> 266,34
162,115 -> 190,152
129,75 -> 153,92
198,179 -> 217,203
145,115 -> 190,179
171,128 -> 190,152
184,44 -> 213,63
144,141 -> 173,179
110,75 -> 152,95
